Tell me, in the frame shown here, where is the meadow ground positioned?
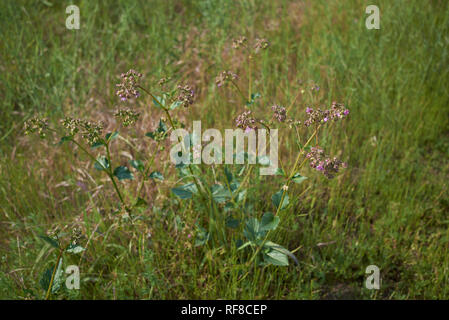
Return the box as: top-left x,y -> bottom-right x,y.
0,0 -> 448,299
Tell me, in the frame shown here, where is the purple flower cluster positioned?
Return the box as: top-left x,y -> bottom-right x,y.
271,104 -> 287,122
116,69 -> 142,101
215,71 -> 238,88
235,110 -> 257,133
304,102 -> 349,127
306,146 -> 347,179
177,84 -> 195,107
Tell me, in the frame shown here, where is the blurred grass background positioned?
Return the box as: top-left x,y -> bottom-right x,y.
0,0 -> 448,299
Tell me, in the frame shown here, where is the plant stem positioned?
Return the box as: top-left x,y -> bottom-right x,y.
230,80 -> 247,103
245,126 -> 321,267
105,143 -> 126,206
72,139 -> 125,206
137,145 -> 159,197
248,54 -> 252,102
45,247 -> 64,300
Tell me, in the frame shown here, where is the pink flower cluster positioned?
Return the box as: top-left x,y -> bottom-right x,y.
215,71 -> 238,88
177,84 -> 195,107
306,146 -> 347,179
272,105 -> 287,122
116,69 -> 142,101
235,110 -> 257,133
304,102 -> 349,127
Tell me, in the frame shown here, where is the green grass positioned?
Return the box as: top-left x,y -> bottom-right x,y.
1,0 -> 448,299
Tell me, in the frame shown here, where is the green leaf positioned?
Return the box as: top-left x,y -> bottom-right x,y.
275,168 -> 286,176
90,140 -> 106,149
237,241 -> 252,251
171,183 -> 197,199
66,244 -> 85,254
134,197 -> 148,208
195,225 -> 209,247
145,119 -> 168,139
40,259 -> 64,293
224,167 -> 233,184
152,96 -> 165,109
172,187 -> 192,199
264,250 -> 289,266
94,156 -> 110,171
272,190 -> 289,210
169,100 -> 183,110
149,171 -> 164,180
52,258 -> 64,293
236,189 -> 247,203
264,241 -> 299,265
230,181 -> 240,192
171,188 -> 193,199
58,136 -> 73,146
39,268 -> 52,292
225,217 -> 240,229
292,173 -> 308,184
113,166 -> 134,180
129,160 -> 145,172
260,212 -> 280,231
39,235 -> 59,248
244,218 -> 263,242
246,92 -> 261,106
212,184 -> 231,203
106,131 -> 119,142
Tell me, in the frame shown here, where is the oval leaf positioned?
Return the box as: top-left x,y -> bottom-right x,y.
113,166 -> 134,180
